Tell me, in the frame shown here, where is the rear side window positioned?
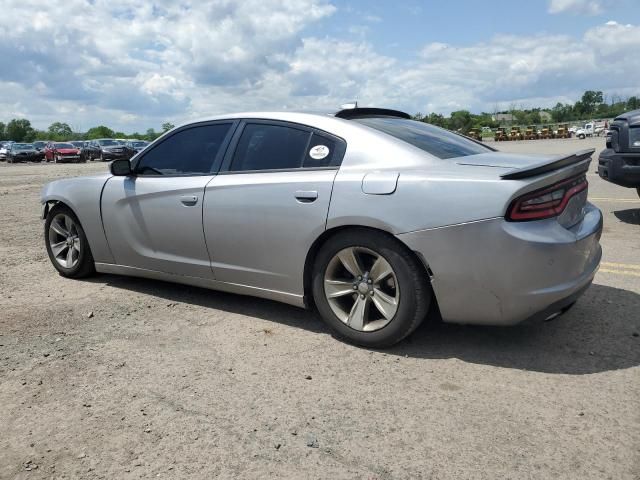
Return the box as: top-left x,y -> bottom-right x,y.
354,117 -> 491,159
136,123 -> 232,175
629,126 -> 640,149
230,123 -> 310,171
303,133 -> 341,168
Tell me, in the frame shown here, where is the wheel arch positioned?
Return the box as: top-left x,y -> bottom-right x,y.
302,225 -> 438,315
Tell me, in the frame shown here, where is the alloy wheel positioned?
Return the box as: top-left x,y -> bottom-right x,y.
323,246 -> 399,332
48,213 -> 81,269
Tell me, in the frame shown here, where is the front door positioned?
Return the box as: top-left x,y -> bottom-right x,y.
100,121 -> 236,278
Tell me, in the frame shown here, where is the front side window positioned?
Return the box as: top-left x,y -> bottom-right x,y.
136,123 -> 232,176
629,126 -> 640,149
230,123 -> 310,172
354,117 -> 491,159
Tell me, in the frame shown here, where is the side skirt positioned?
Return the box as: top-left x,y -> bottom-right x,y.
94,263 -> 306,308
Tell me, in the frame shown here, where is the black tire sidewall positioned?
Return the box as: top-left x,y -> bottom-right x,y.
44,205 -> 95,278
312,230 -> 429,348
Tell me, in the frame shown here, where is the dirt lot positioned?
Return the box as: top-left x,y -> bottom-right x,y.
0,137 -> 638,479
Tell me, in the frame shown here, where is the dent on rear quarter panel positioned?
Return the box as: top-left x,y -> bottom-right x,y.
41,175 -> 115,264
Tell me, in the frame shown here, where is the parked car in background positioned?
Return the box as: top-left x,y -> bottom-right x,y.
0,142 -> 13,160
32,141 -> 48,153
40,108 -> 603,347
124,140 -> 150,158
83,141 -> 100,161
86,139 -> 129,162
69,141 -> 88,161
45,142 -> 83,163
598,109 -> 640,198
7,143 -> 42,163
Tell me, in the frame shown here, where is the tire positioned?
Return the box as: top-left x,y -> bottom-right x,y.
54,154 -> 59,163
100,152 -> 104,162
312,229 -> 430,348
44,204 -> 95,278
579,134 -> 585,139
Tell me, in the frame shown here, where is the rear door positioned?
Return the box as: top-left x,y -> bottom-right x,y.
101,121 -> 236,279
203,120 -> 345,295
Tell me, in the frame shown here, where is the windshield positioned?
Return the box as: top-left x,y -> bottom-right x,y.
14,144 -> 33,150
70,141 -> 84,147
132,141 -> 148,147
54,143 -> 75,149
33,141 -> 46,147
97,139 -> 118,146
354,117 -> 491,159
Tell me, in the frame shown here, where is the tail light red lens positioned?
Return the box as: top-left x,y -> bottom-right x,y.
506,174 -> 588,221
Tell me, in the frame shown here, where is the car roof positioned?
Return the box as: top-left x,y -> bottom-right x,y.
615,109 -> 640,126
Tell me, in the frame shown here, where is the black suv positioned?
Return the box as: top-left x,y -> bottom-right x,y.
85,139 -> 129,161
598,109 -> 640,197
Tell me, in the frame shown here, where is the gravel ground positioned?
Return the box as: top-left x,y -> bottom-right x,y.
0,137 -> 638,479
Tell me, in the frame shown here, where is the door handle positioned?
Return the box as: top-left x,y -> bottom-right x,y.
180,195 -> 199,206
294,190 -> 318,203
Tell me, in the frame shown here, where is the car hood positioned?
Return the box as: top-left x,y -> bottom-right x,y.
454,152 -> 557,169
15,149 -> 38,154
56,148 -> 79,154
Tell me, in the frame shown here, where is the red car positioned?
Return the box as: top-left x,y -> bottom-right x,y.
44,142 -> 83,163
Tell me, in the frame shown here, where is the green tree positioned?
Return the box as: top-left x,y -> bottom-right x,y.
627,96 -> 640,110
161,122 -> 175,133
0,122 -> 6,140
145,128 -> 158,141
422,113 -> 447,128
6,119 -> 35,142
580,90 -> 604,115
85,125 -> 115,139
47,122 -> 73,140
449,110 -> 473,133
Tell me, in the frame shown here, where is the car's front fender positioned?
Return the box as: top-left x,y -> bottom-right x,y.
41,174 -> 115,264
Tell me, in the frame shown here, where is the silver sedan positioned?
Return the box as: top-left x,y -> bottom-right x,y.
41,108 -> 603,347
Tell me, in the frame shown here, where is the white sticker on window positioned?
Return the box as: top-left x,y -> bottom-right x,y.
309,145 -> 330,160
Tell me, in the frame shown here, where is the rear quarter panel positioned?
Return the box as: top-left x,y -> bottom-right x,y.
41,174 -> 114,264
327,163 -> 516,234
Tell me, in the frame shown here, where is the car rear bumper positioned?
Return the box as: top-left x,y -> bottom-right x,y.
598,149 -> 640,188
396,203 -> 603,326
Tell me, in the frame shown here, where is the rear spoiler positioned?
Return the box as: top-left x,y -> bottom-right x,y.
500,148 -> 595,180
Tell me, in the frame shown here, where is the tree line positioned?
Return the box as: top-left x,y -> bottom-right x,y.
0,120 -> 176,143
1,90 -> 638,141
414,90 -> 639,133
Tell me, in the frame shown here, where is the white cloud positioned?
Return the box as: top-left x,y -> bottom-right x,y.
548,0 -> 607,15
0,1 -> 638,132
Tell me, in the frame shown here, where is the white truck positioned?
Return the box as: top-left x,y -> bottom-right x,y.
575,120 -> 608,139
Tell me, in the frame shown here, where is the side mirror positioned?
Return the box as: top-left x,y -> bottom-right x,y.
110,159 -> 132,176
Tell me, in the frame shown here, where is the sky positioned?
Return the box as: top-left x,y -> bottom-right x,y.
0,0 -> 639,133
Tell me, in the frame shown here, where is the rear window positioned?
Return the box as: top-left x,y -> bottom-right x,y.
354,117 -> 491,159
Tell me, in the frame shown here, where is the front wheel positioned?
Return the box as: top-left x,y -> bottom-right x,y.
45,204 -> 95,278
312,230 -> 430,348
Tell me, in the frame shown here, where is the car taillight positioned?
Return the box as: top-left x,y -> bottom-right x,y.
506,174 -> 588,221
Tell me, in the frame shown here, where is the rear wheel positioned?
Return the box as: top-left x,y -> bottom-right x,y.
312,230 -> 430,348
45,204 -> 95,278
